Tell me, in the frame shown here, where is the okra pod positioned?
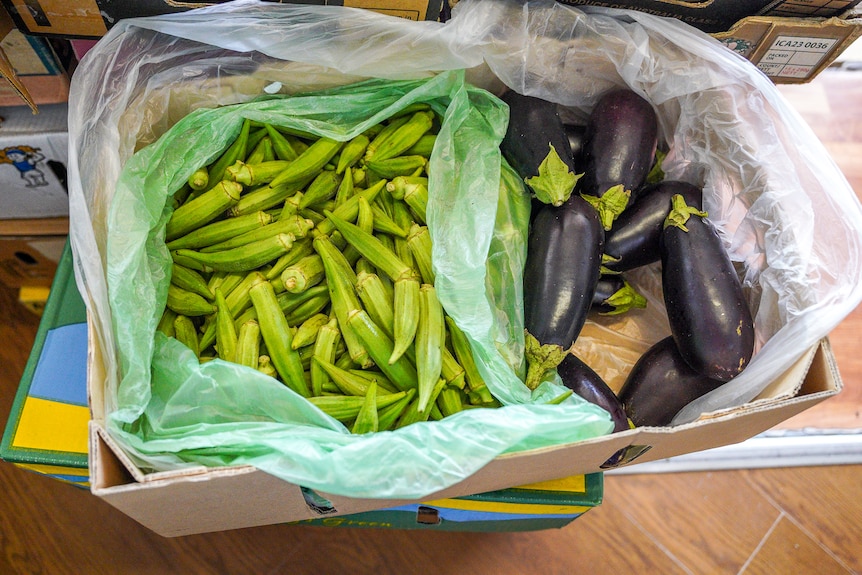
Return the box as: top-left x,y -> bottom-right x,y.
267,137 -> 344,190
235,319 -> 261,369
299,170 -> 342,210
257,355 -> 277,379
226,160 -> 292,187
334,167 -> 355,207
313,179 -> 387,237
214,287 -> 238,363
170,263 -> 214,301
351,382 -> 379,434
173,314 -> 200,357
388,176 -> 428,224
284,291 -> 331,327
200,215 -> 312,253
166,211 -> 273,251
365,155 -> 427,180
173,232 -> 294,273
347,369 -> 399,394
230,177 -> 311,217
372,110 -> 435,162
364,115 -> 411,162
370,203 -> 408,238
307,390 -> 407,423
291,313 -> 330,350
249,278 -> 309,397
310,317 -> 341,396
265,124 -> 299,161
313,357 -> 390,397
346,309 -> 418,392
281,254 -> 325,294
165,180 -> 243,241
445,316 -> 489,398
208,119 -> 250,184
437,386 -> 464,417
245,135 -> 270,165
265,237 -> 314,280
166,284 -> 216,317
405,134 -> 437,158
188,167 -> 209,191
377,389 -> 416,431
391,277 -> 421,365
336,134 -> 369,174
415,284 -> 444,412
354,270 -> 395,340
157,308 -> 178,338
396,378 -> 446,428
406,224 -> 434,285
313,235 -> 371,368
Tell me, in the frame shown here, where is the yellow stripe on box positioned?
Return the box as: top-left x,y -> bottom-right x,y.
422,498 -> 592,517
15,462 -> 88,477
11,397 -> 89,454
514,475 -> 586,493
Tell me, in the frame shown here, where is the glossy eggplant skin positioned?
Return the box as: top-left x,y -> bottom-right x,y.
524,195 -> 604,351
660,202 -> 755,382
618,336 -> 724,427
581,89 -> 658,201
500,91 -> 577,180
604,180 -> 702,273
558,353 -> 629,433
564,123 -> 587,171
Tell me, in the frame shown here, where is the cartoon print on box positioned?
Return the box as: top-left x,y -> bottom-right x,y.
1,146 -> 49,188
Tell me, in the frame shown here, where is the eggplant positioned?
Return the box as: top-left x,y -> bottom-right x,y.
661,194 -> 755,382
523,195 -> 604,390
618,336 -> 724,427
564,123 -> 587,170
604,180 -> 702,273
591,274 -> 647,316
500,91 -> 580,207
581,88 -> 659,229
558,353 -> 630,433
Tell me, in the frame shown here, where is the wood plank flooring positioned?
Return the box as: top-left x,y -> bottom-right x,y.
2,68 -> 861,574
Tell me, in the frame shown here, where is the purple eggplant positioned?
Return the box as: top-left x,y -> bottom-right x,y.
564,123 -> 587,170
558,353 -> 630,433
618,336 -> 725,427
523,195 -> 604,390
661,194 -> 755,382
500,91 -> 580,207
604,180 -> 702,273
591,274 -> 647,316
581,88 -> 659,229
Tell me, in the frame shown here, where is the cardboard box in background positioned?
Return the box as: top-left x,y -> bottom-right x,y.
0,0 -> 445,39
0,102 -> 68,220
714,14 -> 862,82
0,234 -> 66,287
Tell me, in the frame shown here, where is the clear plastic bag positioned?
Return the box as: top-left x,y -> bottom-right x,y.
67,0 -> 862,500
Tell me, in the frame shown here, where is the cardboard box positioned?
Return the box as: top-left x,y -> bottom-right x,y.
0,102 -> 69,221
0,0 -> 445,39
0,240 -> 90,486
713,14 -> 862,83
88,334 -> 840,536
554,0 -> 860,33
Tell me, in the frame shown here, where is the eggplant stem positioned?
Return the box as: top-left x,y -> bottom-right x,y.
524,331 -> 571,390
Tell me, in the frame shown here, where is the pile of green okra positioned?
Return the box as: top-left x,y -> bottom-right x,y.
156,105 -> 503,433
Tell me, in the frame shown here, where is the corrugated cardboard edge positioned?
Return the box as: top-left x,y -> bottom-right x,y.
0,4 -> 37,112
88,338 -> 840,537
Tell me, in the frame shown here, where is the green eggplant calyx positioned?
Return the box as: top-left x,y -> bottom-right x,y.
524,144 -> 581,207
646,149 -> 667,185
600,253 -> 622,275
663,193 -> 708,232
581,184 -> 630,231
524,330 -> 570,390
599,280 -> 648,316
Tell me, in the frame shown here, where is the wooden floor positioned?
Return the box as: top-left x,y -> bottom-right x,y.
2,68 -> 862,574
